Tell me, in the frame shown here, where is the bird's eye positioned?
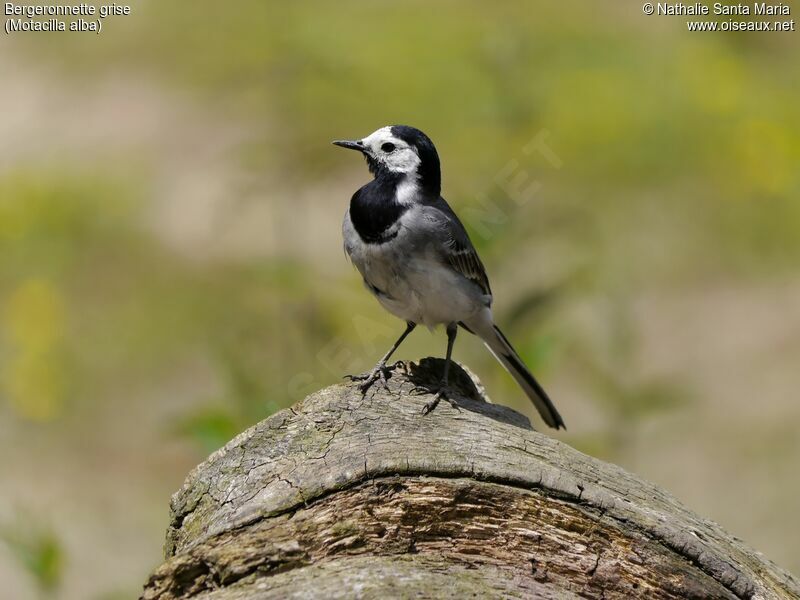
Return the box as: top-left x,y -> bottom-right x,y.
381,142 -> 396,153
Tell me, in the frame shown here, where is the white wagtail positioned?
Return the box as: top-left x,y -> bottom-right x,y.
333,125 -> 565,429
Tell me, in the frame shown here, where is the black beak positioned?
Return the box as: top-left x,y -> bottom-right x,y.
332,139 -> 366,152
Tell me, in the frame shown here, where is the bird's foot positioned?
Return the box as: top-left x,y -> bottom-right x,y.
344,361 -> 404,395
412,381 -> 460,415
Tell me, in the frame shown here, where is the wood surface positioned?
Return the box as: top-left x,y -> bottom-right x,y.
142,358 -> 800,599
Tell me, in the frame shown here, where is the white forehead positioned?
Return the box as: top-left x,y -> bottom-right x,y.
361,126 -> 404,147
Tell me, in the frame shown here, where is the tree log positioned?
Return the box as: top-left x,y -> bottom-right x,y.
142,359 -> 800,599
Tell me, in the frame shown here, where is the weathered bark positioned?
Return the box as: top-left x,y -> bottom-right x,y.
142,359 -> 800,599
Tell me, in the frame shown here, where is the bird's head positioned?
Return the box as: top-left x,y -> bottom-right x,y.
333,125 -> 441,197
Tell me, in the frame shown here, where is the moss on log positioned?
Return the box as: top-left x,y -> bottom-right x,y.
142,359 -> 800,599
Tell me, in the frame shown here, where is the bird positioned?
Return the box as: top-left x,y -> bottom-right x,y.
333,125 -> 565,429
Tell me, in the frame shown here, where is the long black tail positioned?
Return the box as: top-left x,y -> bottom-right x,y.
479,324 -> 565,430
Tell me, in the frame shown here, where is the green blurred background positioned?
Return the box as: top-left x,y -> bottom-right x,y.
1,1 -> 798,597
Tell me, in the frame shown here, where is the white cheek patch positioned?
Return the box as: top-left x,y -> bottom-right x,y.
385,149 -> 421,174
360,127 -> 421,175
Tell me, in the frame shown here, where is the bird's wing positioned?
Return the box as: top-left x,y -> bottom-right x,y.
421,197 -> 492,298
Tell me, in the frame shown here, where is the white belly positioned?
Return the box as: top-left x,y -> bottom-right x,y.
366,254 -> 484,328
344,209 -> 488,329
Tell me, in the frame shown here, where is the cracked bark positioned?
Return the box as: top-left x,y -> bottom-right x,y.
141,358 -> 800,599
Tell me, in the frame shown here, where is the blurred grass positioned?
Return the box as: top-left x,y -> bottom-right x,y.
0,513 -> 64,597
1,1 -> 799,595
2,0 -> 797,456
2,0 -> 798,469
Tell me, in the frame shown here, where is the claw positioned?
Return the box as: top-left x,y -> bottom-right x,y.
346,361 -> 403,395
343,372 -> 369,382
419,384 -> 460,415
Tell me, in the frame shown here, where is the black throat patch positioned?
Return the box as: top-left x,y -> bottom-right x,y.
349,172 -> 409,244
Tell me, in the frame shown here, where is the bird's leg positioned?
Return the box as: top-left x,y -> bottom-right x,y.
422,323 -> 459,414
345,321 -> 416,394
